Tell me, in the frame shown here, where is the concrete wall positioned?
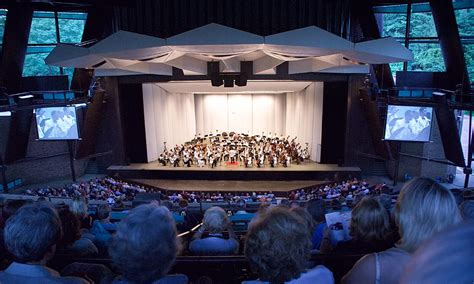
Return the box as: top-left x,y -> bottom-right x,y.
0,116 -> 87,186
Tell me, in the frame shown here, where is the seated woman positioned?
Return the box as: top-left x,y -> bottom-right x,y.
189,206 -> 239,255
342,177 -> 462,284
325,197 -> 393,255
57,206 -> 98,257
243,206 -> 334,284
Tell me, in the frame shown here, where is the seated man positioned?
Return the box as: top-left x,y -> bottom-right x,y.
189,206 -> 239,255
0,203 -> 88,284
109,203 -> 187,284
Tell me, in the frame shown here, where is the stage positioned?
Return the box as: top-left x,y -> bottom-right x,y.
107,161 -> 361,181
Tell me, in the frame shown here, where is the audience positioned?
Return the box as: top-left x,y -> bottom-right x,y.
108,203 -> 187,284
244,206 -> 334,284
400,220 -> 474,284
189,206 -> 239,255
0,202 -> 88,283
342,177 -> 462,284
1,175 -> 471,283
329,197 -> 393,255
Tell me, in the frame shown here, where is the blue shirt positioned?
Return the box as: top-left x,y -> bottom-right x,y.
311,222 -> 327,250
189,234 -> 239,255
0,262 -> 88,284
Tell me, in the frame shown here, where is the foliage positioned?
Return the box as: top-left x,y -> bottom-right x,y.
24,12 -> 86,81
378,7 -> 473,83
23,53 -> 60,77
410,12 -> 437,37
0,12 -> 6,44
379,13 -> 406,38
59,19 -> 86,43
455,8 -> 474,36
28,16 -> 57,44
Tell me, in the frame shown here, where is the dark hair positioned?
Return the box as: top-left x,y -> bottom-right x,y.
4,203 -> 62,263
245,207 -> 311,284
109,204 -> 178,283
96,204 -> 111,220
2,199 -> 29,223
306,199 -> 326,223
58,207 -> 81,247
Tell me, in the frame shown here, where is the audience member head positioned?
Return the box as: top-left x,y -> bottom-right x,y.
57,206 -> 81,248
290,206 -> 314,237
400,220 -> 474,284
306,199 -> 326,224
109,204 -> 178,283
1,199 -> 29,227
178,199 -> 188,209
96,204 -> 112,221
349,197 -> 391,242
245,207 -> 311,283
4,202 -> 62,264
69,197 -> 88,218
161,200 -> 174,211
203,206 -> 230,234
395,177 -> 462,253
459,200 -> 474,220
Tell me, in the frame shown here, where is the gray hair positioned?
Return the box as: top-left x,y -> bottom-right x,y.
203,206 -> 230,234
109,204 -> 178,283
395,177 -> 462,253
245,206 -> 311,283
69,197 -> 88,218
4,202 -> 62,263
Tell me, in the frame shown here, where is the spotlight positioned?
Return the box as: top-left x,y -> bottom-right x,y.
235,74 -> 247,87
211,76 -> 223,87
224,77 -> 234,88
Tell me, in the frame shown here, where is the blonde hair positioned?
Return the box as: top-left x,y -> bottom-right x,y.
203,206 -> 229,234
349,197 -> 391,241
395,177 -> 462,253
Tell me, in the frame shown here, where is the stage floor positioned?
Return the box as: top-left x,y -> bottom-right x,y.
109,161 -> 360,172
130,179 -> 328,192
108,161 -> 361,181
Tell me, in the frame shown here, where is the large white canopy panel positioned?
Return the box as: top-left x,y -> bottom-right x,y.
46,23 -> 413,76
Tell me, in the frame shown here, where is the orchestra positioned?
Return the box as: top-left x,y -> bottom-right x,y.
157,131 -> 310,168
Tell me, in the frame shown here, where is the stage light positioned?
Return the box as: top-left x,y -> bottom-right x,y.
211,76 -> 223,87
235,74 -> 247,87
224,77 -> 234,87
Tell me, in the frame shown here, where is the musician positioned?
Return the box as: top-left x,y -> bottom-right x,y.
183,152 -> 191,167
229,148 -> 237,163
257,154 -> 265,168
170,152 -> 179,167
158,153 -> 167,166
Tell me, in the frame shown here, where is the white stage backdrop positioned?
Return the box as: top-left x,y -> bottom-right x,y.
142,82 -> 324,163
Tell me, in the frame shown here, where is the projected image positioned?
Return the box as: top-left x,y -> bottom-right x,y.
384,105 -> 432,142
35,106 -> 79,140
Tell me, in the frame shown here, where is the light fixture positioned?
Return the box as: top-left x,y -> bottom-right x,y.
211,76 -> 224,87
223,77 -> 234,87
235,74 -> 247,87
18,94 -> 34,99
